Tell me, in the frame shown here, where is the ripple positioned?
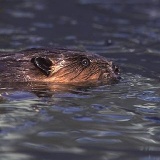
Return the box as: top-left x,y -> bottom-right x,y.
51,105 -> 83,114
6,10 -> 35,18
38,131 -> 68,137
33,22 -> 53,28
0,0 -> 160,159
22,142 -> 85,153
76,137 -> 121,144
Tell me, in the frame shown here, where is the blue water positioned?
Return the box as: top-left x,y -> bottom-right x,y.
0,0 -> 160,160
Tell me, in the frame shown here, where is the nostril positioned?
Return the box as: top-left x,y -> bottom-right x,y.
112,64 -> 119,74
115,67 -> 119,73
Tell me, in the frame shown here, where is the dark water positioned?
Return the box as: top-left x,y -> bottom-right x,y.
0,0 -> 160,160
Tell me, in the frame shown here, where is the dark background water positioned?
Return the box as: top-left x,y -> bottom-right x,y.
0,0 -> 160,160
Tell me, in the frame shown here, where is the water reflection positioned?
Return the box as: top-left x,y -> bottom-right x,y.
0,73 -> 159,159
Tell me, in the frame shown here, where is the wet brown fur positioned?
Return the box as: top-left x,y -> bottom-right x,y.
0,48 -> 120,84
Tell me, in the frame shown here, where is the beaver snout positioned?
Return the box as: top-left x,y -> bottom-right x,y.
112,64 -> 121,80
112,64 -> 121,81
102,63 -> 120,82
112,64 -> 120,75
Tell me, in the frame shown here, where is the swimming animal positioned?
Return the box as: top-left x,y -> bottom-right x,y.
0,48 -> 120,84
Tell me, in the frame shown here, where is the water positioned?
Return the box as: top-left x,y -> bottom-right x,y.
0,0 -> 160,160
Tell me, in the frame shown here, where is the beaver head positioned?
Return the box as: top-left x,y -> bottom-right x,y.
29,49 -> 120,84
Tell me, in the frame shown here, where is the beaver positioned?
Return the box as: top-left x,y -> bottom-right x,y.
0,48 -> 120,84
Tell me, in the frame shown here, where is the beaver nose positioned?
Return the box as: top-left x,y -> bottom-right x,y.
112,64 -> 120,75
101,62 -> 120,81
113,64 -> 121,80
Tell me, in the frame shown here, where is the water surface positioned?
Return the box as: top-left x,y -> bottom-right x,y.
0,0 -> 160,160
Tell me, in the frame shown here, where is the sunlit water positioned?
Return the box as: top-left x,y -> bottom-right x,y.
0,0 -> 160,160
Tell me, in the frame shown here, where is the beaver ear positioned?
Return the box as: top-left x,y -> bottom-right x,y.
31,57 -> 52,76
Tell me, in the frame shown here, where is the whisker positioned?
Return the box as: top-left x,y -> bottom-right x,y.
82,64 -> 97,76
83,68 -> 100,80
70,67 -> 85,81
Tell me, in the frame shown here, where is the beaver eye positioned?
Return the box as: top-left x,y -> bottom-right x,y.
81,58 -> 90,67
